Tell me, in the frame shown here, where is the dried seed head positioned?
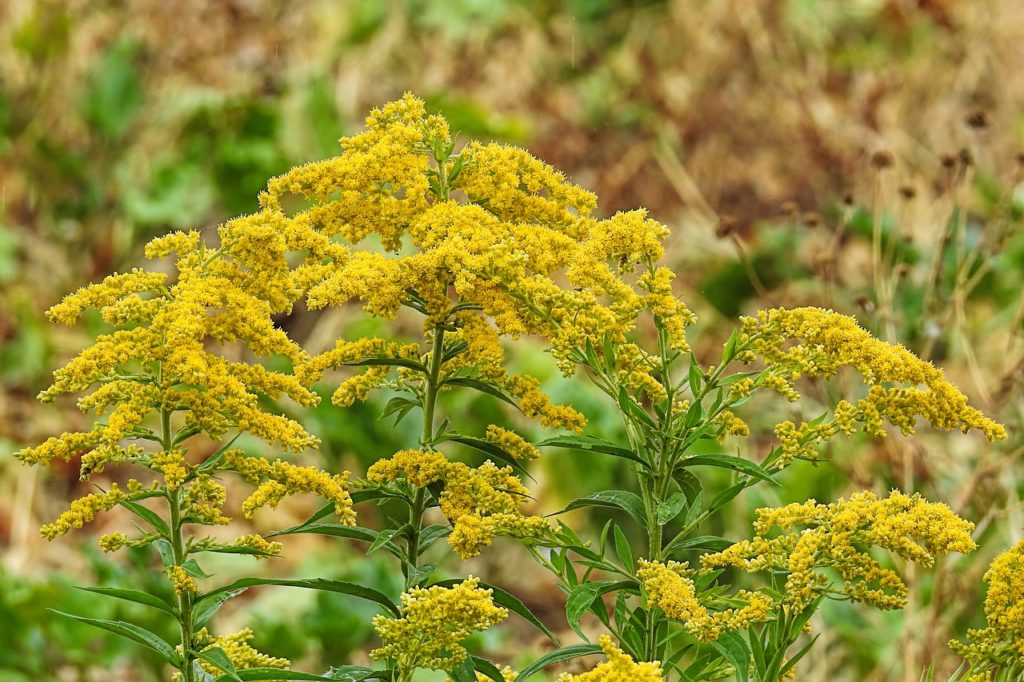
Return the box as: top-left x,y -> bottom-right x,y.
854,294 -> 874,313
966,111 -> 988,129
781,201 -> 799,217
897,265 -> 910,278
898,185 -> 917,200
871,150 -> 895,169
716,215 -> 737,238
1015,152 -> 1024,167
802,211 -> 821,228
959,148 -> 974,167
842,193 -> 855,207
940,153 -> 957,169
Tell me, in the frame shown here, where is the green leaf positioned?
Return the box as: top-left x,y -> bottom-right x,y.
196,579 -> 398,616
566,583 -> 603,637
536,435 -> 650,469
197,434 -> 241,473
710,631 -> 750,682
688,356 -> 704,395
720,330 -> 739,366
196,648 -> 242,681
321,666 -> 387,681
190,544 -> 278,558
120,500 -> 170,536
470,657 -> 507,682
677,454 -> 778,485
380,396 -> 418,426
616,386 -> 657,429
181,558 -> 210,579
193,588 -> 245,629
52,611 -> 180,666
656,492 -> 687,525
778,634 -> 819,678
368,527 -> 402,555
432,579 -> 556,644
516,643 -> 603,681
442,376 -> 520,409
346,357 -> 426,372
222,670 -> 350,681
77,586 -> 176,615
565,581 -> 638,638
549,490 -> 646,526
449,659 -> 477,682
613,525 -> 635,574
442,434 -> 531,477
664,535 -> 733,555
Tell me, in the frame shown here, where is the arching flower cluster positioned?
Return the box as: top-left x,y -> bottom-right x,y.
701,490 -> 977,610
367,449 -> 550,558
739,307 -> 1006,459
371,578 -> 508,673
556,635 -> 664,682
951,541 -> 1024,674
260,93 -> 693,418
17,196 -> 354,559
637,560 -> 772,643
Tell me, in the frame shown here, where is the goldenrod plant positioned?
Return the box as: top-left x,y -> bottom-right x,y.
19,94 -> 1014,681
16,216 -> 367,680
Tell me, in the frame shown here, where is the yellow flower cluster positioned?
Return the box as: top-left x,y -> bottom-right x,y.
169,565 -> 197,595
637,560 -> 773,643
367,449 -> 550,558
40,484 -> 130,540
485,425 -> 540,461
556,635 -> 664,682
298,337 -> 422,407
371,577 -> 508,672
256,94 -> 694,435
194,627 -> 289,673
951,541 -> 1024,670
703,490 -> 977,610
151,450 -> 189,490
741,307 -> 1006,442
183,475 -> 230,525
233,533 -> 283,557
225,450 -> 355,525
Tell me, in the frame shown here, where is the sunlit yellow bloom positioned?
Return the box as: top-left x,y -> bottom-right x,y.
226,450 -> 355,525
951,541 -> 1024,670
169,565 -> 197,595
741,307 -> 1006,442
703,490 -> 976,610
194,627 -> 289,673
371,577 -> 507,673
556,635 -> 663,681
637,560 -> 772,643
368,450 -> 550,558
40,483 -> 132,540
485,425 -> 540,461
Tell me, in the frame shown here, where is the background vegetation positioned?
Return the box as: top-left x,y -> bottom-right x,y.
1,0 -> 1022,680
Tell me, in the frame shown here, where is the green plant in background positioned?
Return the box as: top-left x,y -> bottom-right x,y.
14,93 -> 1020,682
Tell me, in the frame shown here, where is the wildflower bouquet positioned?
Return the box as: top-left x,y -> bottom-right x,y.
19,94 -> 1014,681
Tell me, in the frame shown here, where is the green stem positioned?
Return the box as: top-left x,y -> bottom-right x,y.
169,487 -> 195,682
160,404 -> 195,682
405,326 -> 446,587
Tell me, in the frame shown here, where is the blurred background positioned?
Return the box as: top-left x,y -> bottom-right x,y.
1,0 -> 1023,680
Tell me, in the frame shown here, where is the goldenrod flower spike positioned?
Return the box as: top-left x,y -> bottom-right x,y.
741,307 -> 1007,442
703,490 -> 977,610
637,560 -> 773,643
371,578 -> 508,677
556,635 -> 664,681
951,541 -> 1024,673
